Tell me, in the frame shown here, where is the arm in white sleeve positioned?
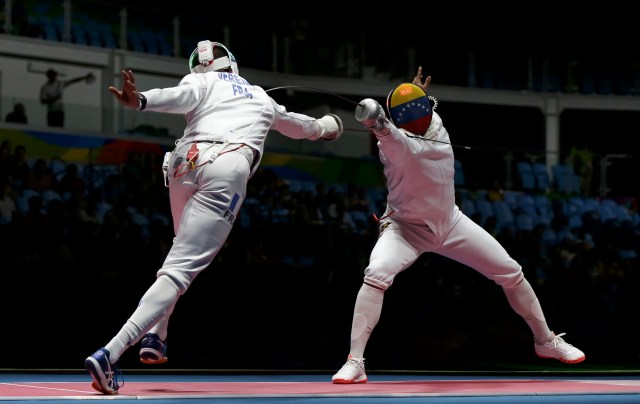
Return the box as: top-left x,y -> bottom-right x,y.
141,74 -> 206,115
268,98 -> 324,139
268,98 -> 345,141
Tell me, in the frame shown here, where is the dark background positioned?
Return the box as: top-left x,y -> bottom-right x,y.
2,1 -> 640,373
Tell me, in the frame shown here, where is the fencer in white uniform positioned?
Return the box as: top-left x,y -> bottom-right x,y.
85,40 -> 343,395
332,67 -> 585,384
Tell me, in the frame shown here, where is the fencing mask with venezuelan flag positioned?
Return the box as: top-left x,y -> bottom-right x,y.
385,83 -> 432,135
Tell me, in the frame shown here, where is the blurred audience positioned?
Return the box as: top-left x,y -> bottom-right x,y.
1,139 -> 639,369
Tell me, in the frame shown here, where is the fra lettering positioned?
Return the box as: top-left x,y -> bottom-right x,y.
224,210 -> 235,224
232,83 -> 253,99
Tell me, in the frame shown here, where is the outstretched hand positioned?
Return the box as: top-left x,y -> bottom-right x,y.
412,66 -> 431,93
108,70 -> 141,110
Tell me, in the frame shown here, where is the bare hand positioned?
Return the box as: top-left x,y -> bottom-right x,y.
108,70 -> 141,110
412,66 -> 431,93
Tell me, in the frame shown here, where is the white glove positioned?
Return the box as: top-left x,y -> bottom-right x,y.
355,98 -> 387,130
316,113 -> 343,142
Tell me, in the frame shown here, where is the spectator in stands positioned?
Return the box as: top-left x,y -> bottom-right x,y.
98,173 -> 123,206
487,180 -> 504,202
568,140 -> 594,196
332,67 -> 585,385
18,192 -> 48,231
0,140 -> 12,176
84,40 -> 343,395
24,158 -> 55,193
56,163 -> 86,198
7,145 -> 31,190
0,175 -> 17,224
5,103 -> 28,124
40,68 -> 94,127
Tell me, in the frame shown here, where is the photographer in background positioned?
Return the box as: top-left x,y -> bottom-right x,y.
40,68 -> 94,127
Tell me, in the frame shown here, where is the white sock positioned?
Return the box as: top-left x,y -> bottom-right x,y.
349,284 -> 384,358
105,276 -> 179,363
146,297 -> 177,342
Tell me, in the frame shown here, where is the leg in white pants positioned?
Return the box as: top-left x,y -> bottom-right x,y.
438,213 -> 553,343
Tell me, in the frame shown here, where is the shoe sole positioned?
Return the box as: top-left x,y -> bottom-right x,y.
536,353 -> 586,364
332,378 -> 368,384
84,357 -> 117,395
140,357 -> 168,365
140,347 -> 168,365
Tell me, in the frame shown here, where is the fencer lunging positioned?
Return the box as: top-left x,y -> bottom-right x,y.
84,40 -> 344,395
332,66 -> 585,384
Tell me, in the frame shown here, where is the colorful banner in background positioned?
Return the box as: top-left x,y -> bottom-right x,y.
1,127 -> 385,187
1,128 -> 172,164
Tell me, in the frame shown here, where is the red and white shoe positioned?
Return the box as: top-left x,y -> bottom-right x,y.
332,355 -> 367,384
535,333 -> 585,364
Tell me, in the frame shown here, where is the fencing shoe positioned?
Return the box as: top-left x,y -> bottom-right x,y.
332,355 -> 367,384
535,332 -> 585,364
139,333 -> 168,364
85,348 -> 123,395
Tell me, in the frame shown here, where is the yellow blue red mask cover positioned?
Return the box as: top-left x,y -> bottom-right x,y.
386,83 -> 432,135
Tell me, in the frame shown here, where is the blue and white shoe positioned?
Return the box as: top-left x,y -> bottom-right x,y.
139,333 -> 168,364
85,348 -> 123,395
